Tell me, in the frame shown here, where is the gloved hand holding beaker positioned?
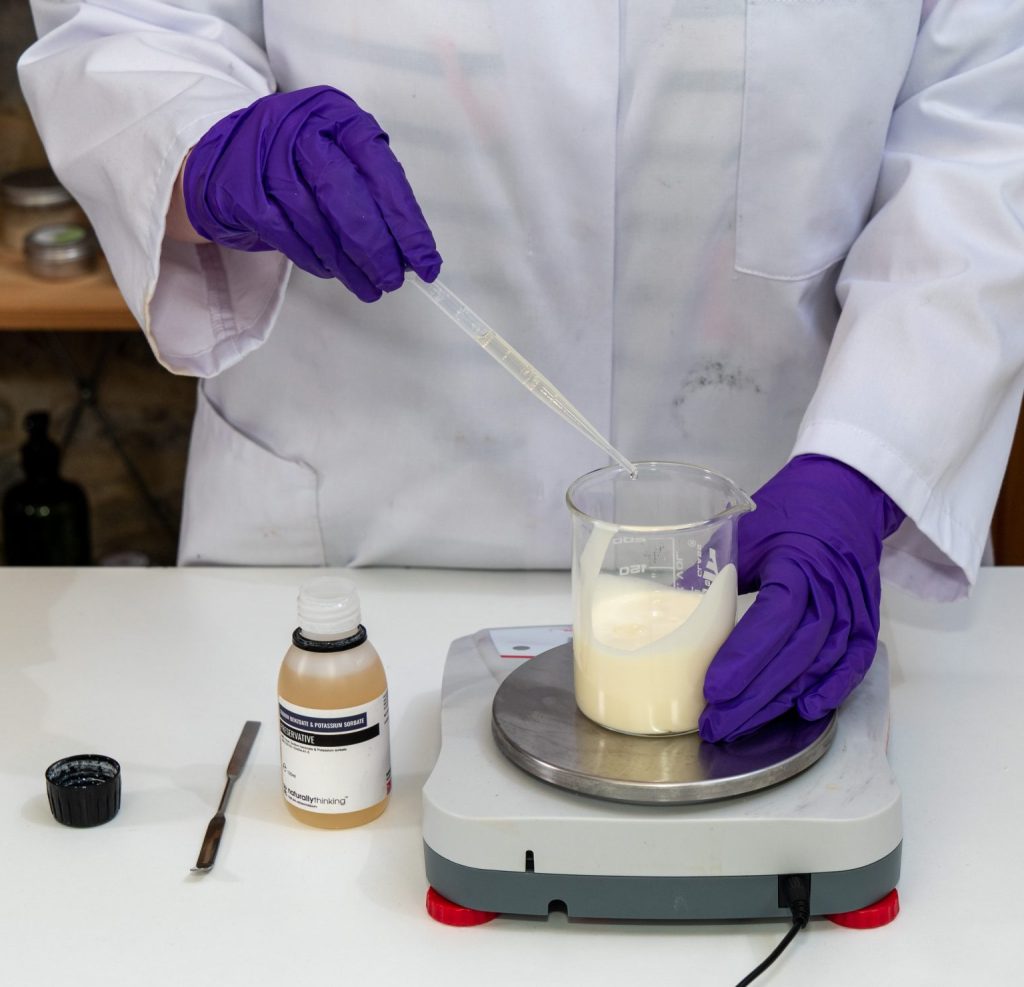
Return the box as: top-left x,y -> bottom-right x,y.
182,85 -> 442,301
699,455 -> 905,743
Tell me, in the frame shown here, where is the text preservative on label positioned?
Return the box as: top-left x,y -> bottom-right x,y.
279,694 -> 391,814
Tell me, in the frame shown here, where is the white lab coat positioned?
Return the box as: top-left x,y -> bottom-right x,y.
18,1 -> 1024,599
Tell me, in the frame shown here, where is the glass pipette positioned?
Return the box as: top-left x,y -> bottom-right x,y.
408,273 -> 637,477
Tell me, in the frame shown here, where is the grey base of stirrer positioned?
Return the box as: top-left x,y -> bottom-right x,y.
491,644 -> 836,805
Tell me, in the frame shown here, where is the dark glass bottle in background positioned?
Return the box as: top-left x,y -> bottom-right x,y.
3,412 -> 92,565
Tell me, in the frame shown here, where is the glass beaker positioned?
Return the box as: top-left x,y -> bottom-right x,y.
566,461 -> 754,736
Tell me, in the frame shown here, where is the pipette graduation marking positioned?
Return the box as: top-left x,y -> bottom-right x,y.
408,274 -> 637,477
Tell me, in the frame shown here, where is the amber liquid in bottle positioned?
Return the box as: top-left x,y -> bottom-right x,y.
278,615 -> 390,829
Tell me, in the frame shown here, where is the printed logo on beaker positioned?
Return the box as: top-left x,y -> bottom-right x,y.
701,547 -> 720,588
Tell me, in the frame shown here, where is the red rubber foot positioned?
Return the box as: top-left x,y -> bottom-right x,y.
827,888 -> 900,929
426,887 -> 500,926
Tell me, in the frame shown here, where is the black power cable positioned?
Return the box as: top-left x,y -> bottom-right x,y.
735,874 -> 811,987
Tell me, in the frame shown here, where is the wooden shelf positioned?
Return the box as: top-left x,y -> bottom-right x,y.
0,245 -> 136,331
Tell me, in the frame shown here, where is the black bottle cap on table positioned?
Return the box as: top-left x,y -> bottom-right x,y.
45,755 -> 121,827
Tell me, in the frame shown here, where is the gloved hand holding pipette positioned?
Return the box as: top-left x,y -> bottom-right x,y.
180,86 -> 442,300
699,455 -> 905,743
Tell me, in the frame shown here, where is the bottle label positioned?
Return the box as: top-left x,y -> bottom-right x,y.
278,692 -> 391,814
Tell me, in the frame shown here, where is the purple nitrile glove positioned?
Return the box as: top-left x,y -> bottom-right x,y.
698,454 -> 905,743
183,86 -> 442,302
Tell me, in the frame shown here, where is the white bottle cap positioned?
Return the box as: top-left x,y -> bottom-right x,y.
297,576 -> 361,638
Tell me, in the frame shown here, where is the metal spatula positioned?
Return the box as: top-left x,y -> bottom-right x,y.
191,720 -> 261,873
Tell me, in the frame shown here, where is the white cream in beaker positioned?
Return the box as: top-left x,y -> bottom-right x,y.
573,565 -> 737,735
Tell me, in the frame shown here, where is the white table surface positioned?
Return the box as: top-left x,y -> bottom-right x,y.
3,565 -> 1021,985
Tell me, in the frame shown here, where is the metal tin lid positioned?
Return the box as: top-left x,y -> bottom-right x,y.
24,222 -> 97,262
1,167 -> 73,209
491,643 -> 836,805
24,223 -> 98,279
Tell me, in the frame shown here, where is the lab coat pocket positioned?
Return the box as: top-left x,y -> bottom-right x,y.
178,382 -> 325,565
736,0 -> 920,280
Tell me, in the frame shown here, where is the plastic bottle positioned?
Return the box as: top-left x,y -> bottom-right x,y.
2,411 -> 91,565
278,576 -> 391,829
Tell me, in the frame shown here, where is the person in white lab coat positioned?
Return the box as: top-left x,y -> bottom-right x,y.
17,1 -> 1024,740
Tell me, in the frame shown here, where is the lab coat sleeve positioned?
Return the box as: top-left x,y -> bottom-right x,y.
18,1 -> 289,377
792,0 -> 1024,601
